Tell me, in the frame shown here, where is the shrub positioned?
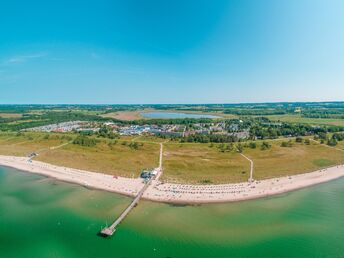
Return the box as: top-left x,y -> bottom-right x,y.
327,138 -> 338,146
295,136 -> 303,143
237,143 -> 244,153
281,141 -> 293,147
260,141 -> 271,150
73,136 -> 97,147
304,139 -> 311,145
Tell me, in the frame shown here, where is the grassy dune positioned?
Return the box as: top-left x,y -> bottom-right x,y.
0,132 -> 160,177
0,132 -> 343,183
243,139 -> 344,180
0,133 -> 72,156
35,139 -> 160,177
336,141 -> 344,150
162,143 -> 249,184
162,139 -> 344,184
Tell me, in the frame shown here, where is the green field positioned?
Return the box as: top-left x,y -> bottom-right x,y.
266,114 -> 344,126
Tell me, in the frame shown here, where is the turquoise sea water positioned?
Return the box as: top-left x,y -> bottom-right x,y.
141,112 -> 221,119
1,166 -> 344,258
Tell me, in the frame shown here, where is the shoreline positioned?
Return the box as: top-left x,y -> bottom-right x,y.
0,155 -> 343,204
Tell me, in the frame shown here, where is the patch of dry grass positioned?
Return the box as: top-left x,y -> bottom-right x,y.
0,113 -> 23,118
102,110 -> 145,120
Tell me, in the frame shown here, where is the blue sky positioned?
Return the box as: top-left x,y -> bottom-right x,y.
0,0 -> 343,104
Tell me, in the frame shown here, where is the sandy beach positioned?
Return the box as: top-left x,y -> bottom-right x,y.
1,155 -> 343,204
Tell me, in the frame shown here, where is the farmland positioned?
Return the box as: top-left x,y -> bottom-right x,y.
266,114 -> 344,127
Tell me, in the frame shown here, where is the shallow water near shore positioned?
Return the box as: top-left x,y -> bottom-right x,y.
1,166 -> 344,258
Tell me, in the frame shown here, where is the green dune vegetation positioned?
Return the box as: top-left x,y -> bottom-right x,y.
0,132 -> 343,183
162,143 -> 249,184
0,132 -> 73,156
160,138 -> 344,184
35,139 -> 160,177
242,139 -> 344,180
0,132 -> 160,177
337,141 -> 344,150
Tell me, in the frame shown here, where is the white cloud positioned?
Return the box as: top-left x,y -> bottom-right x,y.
4,52 -> 48,64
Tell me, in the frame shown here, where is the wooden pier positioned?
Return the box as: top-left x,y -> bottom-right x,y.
99,177 -> 154,237
100,142 -> 164,237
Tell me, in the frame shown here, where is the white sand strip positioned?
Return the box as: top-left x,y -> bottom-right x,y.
0,155 -> 343,204
0,155 -> 144,197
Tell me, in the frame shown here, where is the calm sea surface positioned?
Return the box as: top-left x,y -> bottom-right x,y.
141,112 -> 221,119
1,166 -> 344,258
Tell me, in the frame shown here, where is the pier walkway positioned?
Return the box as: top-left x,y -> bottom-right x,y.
100,142 -> 164,237
100,177 -> 153,236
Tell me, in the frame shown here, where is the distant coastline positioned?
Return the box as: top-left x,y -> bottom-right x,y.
1,155 -> 344,204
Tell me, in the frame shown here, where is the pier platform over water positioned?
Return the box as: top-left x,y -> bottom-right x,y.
99,175 -> 155,237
